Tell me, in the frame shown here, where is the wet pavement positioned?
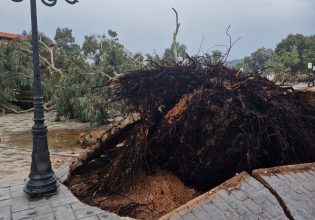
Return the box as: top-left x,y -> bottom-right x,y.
0,111 -> 90,180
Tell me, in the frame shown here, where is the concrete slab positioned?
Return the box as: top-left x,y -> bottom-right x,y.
160,172 -> 288,220
253,163 -> 315,220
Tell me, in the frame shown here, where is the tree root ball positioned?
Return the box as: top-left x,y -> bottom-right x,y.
68,65 -> 315,219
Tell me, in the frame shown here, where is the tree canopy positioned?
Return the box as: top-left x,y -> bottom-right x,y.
0,27 -> 142,126
235,33 -> 315,83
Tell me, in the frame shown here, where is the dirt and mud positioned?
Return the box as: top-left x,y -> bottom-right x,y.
69,169 -> 198,219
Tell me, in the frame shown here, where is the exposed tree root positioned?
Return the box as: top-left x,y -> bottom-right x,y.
68,64 -> 315,219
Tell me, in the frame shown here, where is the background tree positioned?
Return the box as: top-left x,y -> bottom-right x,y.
54,27 -> 86,73
266,47 -> 300,83
302,35 -> 315,67
236,47 -> 274,73
275,34 -> 306,71
274,34 -> 315,71
82,30 -> 141,76
163,42 -> 187,63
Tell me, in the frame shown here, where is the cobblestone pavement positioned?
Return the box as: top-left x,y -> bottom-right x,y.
161,163 -> 315,220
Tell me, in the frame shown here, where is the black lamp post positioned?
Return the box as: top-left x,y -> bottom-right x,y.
11,0 -> 78,195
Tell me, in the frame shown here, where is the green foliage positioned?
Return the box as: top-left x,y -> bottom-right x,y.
236,47 -> 274,73
0,28 -> 142,126
275,34 -> 315,71
52,29 -> 142,125
236,34 -> 315,83
82,29 -> 140,74
0,38 -> 33,108
52,71 -> 109,126
54,27 -> 85,73
163,42 -> 187,63
302,36 -> 315,67
55,27 -> 75,49
266,48 -> 300,83
198,50 -> 224,66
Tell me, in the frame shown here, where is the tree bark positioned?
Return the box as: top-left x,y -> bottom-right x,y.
71,113 -> 141,172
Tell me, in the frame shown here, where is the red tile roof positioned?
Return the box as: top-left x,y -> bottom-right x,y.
0,32 -> 28,40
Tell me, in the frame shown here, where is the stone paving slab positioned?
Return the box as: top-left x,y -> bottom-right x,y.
2,163 -> 314,220
160,171 -> 288,220
0,178 -> 125,220
253,163 -> 315,220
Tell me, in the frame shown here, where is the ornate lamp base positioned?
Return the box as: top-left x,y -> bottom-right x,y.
24,173 -> 59,195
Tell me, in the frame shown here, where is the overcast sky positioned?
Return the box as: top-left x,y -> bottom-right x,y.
1,0 -> 315,59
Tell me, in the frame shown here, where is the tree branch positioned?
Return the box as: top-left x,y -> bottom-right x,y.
3,102 -> 55,114
39,34 -> 56,70
222,25 -> 242,63
172,8 -> 180,63
197,35 -> 205,56
12,40 -> 63,75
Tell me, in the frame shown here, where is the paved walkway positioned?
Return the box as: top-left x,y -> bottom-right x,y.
0,163 -> 129,220
253,163 -> 315,220
0,111 -> 89,179
1,163 -> 314,220
161,163 -> 315,220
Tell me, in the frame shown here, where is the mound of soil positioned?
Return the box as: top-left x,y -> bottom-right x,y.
69,169 -> 198,219
68,65 -> 315,219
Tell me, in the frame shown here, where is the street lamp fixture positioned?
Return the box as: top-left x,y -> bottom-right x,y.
308,63 -> 313,70
11,0 -> 78,195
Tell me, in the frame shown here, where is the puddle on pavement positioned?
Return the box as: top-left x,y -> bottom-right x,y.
7,129 -> 86,153
0,128 -> 90,179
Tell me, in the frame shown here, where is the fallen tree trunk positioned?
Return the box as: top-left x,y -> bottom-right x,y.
71,113 -> 141,172
3,101 -> 55,114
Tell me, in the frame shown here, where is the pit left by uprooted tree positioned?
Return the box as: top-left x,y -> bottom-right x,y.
68,64 -> 315,217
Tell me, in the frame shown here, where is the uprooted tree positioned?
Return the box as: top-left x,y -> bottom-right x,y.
69,64 -> 315,200
67,14 -> 315,216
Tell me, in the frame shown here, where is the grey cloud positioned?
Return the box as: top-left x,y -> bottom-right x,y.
1,0 -> 314,59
